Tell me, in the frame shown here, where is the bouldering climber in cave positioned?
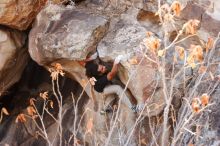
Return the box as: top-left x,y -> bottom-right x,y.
79,52 -> 140,114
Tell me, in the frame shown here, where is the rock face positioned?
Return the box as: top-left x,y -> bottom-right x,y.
0,0 -> 48,30
181,0 -> 220,40
97,8 -> 164,116
29,3 -> 165,116
0,65 -> 89,145
28,4 -> 148,145
0,26 -> 29,96
2,0 -> 220,146
29,4 -> 109,65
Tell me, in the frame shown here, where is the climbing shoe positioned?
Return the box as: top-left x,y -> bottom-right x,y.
131,104 -> 145,113
100,108 -> 113,115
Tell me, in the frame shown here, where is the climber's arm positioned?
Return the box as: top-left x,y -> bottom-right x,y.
107,55 -> 123,81
78,52 -> 98,66
107,63 -> 119,81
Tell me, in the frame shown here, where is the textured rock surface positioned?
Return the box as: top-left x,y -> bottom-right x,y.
28,4 -> 141,145
0,0 -> 48,30
29,4 -> 109,65
206,0 -> 220,21
0,66 -> 89,145
0,59 -> 139,146
29,4 -> 165,116
0,26 -> 28,96
177,41 -> 220,145
2,0 -> 220,146
97,8 -> 164,116
181,1 -> 220,40
27,4 -> 146,145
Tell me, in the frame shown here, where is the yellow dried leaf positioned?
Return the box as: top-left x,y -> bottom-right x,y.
140,138 -> 147,145
74,138 -> 81,145
190,62 -> 196,69
195,46 -> 203,62
144,37 -> 161,53
60,71 -> 65,77
206,37 -> 214,53
49,63 -> 65,80
188,45 -> 203,63
183,19 -> 200,34
192,19 -> 200,27
50,101 -> 54,109
171,1 -> 181,16
40,92 -> 48,100
32,115 -> 39,119
50,71 -> 59,80
186,55 -> 193,64
192,99 -> 200,113
164,13 -> 174,22
2,107 -> 9,115
15,114 -> 26,123
188,143 -> 194,146
30,98 -> 36,105
146,31 -> 153,37
187,55 -> 196,68
151,38 -> 160,53
54,63 -> 63,71
198,66 -> 207,74
175,46 -> 185,60
27,106 -> 36,116
129,58 -> 138,65
86,118 -> 93,134
158,49 -> 165,57
200,94 -> 209,106
155,11 -> 159,16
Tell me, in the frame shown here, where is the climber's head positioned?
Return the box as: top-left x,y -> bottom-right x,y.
97,64 -> 107,74
85,61 -> 107,77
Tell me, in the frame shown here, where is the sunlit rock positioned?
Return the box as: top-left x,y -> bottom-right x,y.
0,27 -> 28,96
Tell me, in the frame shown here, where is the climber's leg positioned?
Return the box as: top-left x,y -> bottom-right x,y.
100,94 -> 116,115
103,85 -> 134,109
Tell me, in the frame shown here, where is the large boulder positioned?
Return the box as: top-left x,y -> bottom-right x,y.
28,4 -> 143,145
0,26 -> 29,96
29,4 -> 109,65
0,0 -> 48,30
29,4 -> 165,117
28,4 -> 112,117
97,8 -> 164,116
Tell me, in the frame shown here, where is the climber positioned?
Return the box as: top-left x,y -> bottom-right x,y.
79,52 -> 139,114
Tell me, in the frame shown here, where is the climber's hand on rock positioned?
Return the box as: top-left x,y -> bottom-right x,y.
89,52 -> 98,60
114,55 -> 124,64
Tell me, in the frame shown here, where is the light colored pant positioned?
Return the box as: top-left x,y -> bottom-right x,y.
102,85 -> 134,109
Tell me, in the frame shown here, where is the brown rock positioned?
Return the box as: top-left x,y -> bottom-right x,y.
52,0 -> 66,4
97,8 -> 165,116
0,0 -> 48,30
0,26 -> 29,96
200,13 -> 220,38
180,1 -> 220,40
28,5 -> 142,145
180,2 -> 205,21
29,4 -> 109,65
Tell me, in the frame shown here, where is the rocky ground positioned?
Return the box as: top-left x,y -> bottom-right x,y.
0,0 -> 220,146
